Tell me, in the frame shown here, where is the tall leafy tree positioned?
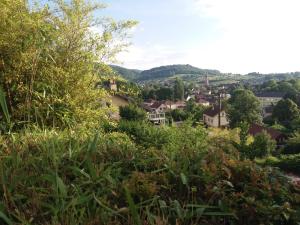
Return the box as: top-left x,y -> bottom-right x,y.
227,89 -> 261,127
0,0 -> 137,129
272,99 -> 299,124
156,87 -> 173,100
173,77 -> 184,100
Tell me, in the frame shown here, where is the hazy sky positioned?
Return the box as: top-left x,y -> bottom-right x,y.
101,0 -> 300,74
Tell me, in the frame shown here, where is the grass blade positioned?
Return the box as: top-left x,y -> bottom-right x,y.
0,211 -> 13,225
0,87 -> 10,124
124,187 -> 142,225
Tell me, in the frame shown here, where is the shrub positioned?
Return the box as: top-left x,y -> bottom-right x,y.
248,131 -> 276,159
117,120 -> 172,149
284,132 -> 300,154
119,104 -> 147,121
273,154 -> 300,175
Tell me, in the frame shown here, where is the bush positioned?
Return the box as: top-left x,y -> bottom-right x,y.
259,153 -> 300,175
170,108 -> 189,121
248,131 -> 276,159
284,132 -> 300,154
119,104 -> 147,121
117,120 -> 172,149
271,154 -> 300,175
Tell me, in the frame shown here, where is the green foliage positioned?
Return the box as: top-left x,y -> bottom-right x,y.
156,87 -> 174,100
233,122 -> 250,159
284,132 -> 300,154
270,122 -> 289,133
0,87 -> 12,133
138,64 -> 221,81
170,109 -> 189,121
233,124 -> 276,160
173,77 -> 184,100
262,154 -> 300,175
257,79 -> 300,94
248,131 -> 276,160
117,120 -> 172,149
0,0 -> 136,130
119,104 -> 147,121
142,85 -> 174,101
228,89 -> 262,127
1,1 -> 300,224
110,65 -> 141,81
185,99 -> 206,123
0,126 -> 299,225
273,99 -> 300,125
167,100 -> 206,123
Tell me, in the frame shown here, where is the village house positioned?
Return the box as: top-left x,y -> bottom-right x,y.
102,79 -> 131,120
248,123 -> 287,146
196,98 -> 210,107
170,101 -> 186,109
147,112 -> 166,125
148,101 -> 169,113
141,100 -> 187,125
143,99 -> 156,106
143,100 -> 186,113
141,101 -> 166,125
255,92 -> 285,118
203,105 -> 229,127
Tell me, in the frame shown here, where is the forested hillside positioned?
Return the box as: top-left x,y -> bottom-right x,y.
139,64 -> 221,81
110,65 -> 141,80
111,64 -> 221,81
111,64 -> 300,85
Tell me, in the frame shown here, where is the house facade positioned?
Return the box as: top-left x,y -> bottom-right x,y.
203,106 -> 229,127
109,94 -> 130,120
256,92 -> 284,117
148,112 -> 166,125
196,99 -> 210,107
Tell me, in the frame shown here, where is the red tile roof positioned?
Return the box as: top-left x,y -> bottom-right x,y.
248,124 -> 286,141
150,101 -> 165,109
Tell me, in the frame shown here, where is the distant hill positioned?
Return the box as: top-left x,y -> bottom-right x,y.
110,65 -> 141,81
110,64 -> 300,86
139,64 -> 220,81
111,64 -> 221,81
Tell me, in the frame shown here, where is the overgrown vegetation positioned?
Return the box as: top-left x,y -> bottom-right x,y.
1,124 -> 300,225
0,0 -> 136,131
0,0 -> 300,224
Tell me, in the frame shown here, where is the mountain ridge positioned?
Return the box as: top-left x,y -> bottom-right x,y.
110,64 -> 221,81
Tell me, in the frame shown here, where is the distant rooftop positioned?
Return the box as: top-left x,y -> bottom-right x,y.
204,105 -> 225,117
256,92 -> 285,98
248,123 -> 286,141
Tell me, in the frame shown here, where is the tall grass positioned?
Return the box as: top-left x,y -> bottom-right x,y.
0,125 -> 299,224
0,87 -> 11,132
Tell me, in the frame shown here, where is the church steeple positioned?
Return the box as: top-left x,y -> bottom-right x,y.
205,73 -> 209,86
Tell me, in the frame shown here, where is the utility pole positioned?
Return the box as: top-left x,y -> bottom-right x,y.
218,86 -> 225,128
218,92 -> 221,128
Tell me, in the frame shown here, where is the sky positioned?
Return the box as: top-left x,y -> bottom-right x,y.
99,0 -> 300,74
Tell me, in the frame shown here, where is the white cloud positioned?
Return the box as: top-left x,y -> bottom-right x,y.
117,44 -> 186,69
117,0 -> 300,73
